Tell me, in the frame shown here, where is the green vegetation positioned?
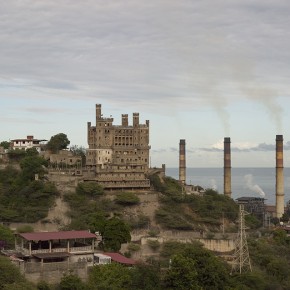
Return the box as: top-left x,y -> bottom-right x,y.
114,191 -> 140,205
7,148 -> 26,162
0,161 -> 58,223
0,141 -> 10,150
46,133 -> 70,153
0,255 -> 37,289
0,224 -> 15,248
58,274 -> 86,290
147,239 -> 160,251
16,225 -> 34,233
151,174 -> 239,231
76,182 -> 104,196
128,242 -> 141,252
149,175 -> 182,196
64,192 -> 130,251
87,263 -> 161,290
126,214 -> 150,230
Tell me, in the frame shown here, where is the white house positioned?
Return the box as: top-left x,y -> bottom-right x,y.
11,135 -> 47,152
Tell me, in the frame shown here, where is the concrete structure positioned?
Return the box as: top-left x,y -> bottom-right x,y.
86,104 -> 151,189
179,139 -> 186,185
10,135 -> 47,153
236,197 -> 265,221
47,150 -> 82,168
276,135 -> 284,218
11,230 -> 97,284
224,137 -> 231,198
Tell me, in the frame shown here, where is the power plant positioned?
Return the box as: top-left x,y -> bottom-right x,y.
179,139 -> 186,185
224,137 -> 232,198
275,135 -> 284,218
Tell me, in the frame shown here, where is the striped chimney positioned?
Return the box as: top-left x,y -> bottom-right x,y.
276,135 -> 284,218
224,137 -> 231,198
179,139 -> 186,185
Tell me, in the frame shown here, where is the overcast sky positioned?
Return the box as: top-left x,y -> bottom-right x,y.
1,0 -> 290,167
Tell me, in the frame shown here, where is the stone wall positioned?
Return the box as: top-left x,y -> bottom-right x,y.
23,261 -> 89,284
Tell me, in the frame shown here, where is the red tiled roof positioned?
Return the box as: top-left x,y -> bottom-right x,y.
103,252 -> 136,265
19,230 -> 96,241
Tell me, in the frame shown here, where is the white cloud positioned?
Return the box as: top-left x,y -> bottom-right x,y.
1,1 -> 290,166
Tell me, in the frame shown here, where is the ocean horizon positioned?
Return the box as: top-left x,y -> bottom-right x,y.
165,167 -> 290,206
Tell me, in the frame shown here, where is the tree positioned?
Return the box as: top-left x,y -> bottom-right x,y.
164,253 -> 199,290
59,274 -> 86,290
162,243 -> 231,290
88,263 -> 132,290
0,224 -> 15,248
99,217 -> 131,251
25,147 -> 39,156
115,192 -> 140,205
20,155 -> 47,181
0,141 -> 10,149
0,255 -> 27,287
36,281 -> 51,290
131,263 -> 161,290
46,133 -> 70,153
7,148 -> 26,161
76,182 -> 104,196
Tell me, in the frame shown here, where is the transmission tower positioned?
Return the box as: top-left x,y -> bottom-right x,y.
231,204 -> 252,274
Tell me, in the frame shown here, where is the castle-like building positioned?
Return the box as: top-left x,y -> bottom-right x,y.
85,104 -> 151,189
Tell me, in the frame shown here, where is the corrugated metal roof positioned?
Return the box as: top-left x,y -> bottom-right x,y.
19,230 -> 96,241
103,252 -> 136,265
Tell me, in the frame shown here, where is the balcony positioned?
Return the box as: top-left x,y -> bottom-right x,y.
16,245 -> 94,256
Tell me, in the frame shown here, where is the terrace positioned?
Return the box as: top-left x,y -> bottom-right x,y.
15,230 -> 97,256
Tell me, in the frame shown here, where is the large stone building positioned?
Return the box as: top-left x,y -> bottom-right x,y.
85,104 -> 151,189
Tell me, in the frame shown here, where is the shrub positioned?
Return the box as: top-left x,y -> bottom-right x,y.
128,243 -> 141,252
115,192 -> 140,206
147,239 -> 160,251
16,225 -> 34,233
76,182 -> 104,196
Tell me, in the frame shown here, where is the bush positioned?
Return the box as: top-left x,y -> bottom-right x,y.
16,225 -> 34,233
115,192 -> 140,206
76,182 -> 104,196
147,239 -> 160,251
128,243 -> 141,252
127,214 -> 150,229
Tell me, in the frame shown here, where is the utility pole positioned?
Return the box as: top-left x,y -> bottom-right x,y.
231,204 -> 252,274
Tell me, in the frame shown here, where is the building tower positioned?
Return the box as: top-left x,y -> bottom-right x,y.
179,139 -> 186,185
224,137 -> 231,198
276,135 -> 284,218
231,204 -> 252,274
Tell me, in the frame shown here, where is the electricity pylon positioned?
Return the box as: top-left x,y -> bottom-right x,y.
231,204 -> 252,274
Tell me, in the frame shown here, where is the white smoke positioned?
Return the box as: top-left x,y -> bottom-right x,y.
210,179 -> 217,191
244,174 -> 265,197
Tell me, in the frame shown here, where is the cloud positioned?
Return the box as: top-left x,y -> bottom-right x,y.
1,1 -> 289,114
24,107 -> 68,114
199,140 -> 290,152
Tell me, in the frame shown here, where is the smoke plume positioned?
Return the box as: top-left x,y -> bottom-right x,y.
244,174 -> 265,197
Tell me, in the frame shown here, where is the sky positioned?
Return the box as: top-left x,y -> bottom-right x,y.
1,0 -> 290,168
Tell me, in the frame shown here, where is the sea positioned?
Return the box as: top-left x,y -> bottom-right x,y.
165,168 -> 290,206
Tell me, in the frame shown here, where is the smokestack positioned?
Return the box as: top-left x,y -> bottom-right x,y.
179,139 -> 186,185
276,135 -> 284,218
224,137 -> 231,198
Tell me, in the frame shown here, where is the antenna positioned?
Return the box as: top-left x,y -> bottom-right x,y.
231,204 -> 252,274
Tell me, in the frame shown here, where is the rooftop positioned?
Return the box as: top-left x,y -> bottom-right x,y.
19,230 -> 97,241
